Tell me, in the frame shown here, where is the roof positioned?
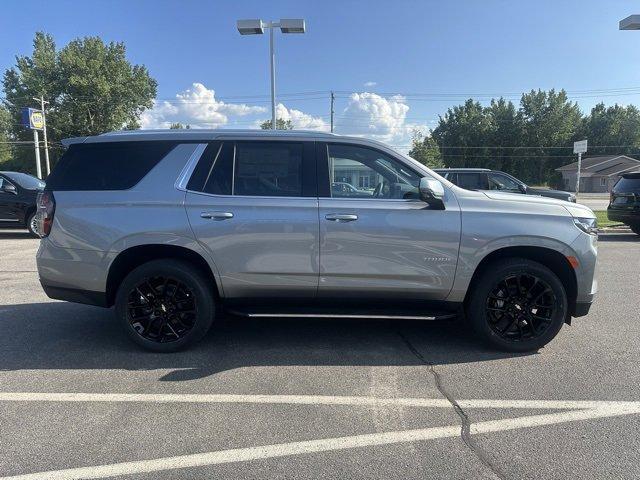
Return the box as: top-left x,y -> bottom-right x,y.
62,129 -> 342,146
556,155 -> 640,176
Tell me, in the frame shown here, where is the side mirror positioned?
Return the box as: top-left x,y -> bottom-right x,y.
1,183 -> 17,195
419,177 -> 445,209
519,184 -> 527,194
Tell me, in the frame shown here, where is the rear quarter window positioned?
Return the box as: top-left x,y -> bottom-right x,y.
613,174 -> 640,193
45,141 -> 177,191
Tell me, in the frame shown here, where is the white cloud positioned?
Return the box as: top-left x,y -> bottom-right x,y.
140,83 -> 266,129
363,81 -> 377,87
273,103 -> 329,130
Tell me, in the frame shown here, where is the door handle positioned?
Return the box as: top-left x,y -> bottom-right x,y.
325,213 -> 358,222
201,211 -> 234,220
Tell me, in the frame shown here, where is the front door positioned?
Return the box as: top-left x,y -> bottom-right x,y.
184,140 -> 319,299
0,176 -> 20,224
317,143 -> 461,301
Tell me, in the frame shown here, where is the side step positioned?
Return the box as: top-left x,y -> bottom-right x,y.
242,312 -> 457,321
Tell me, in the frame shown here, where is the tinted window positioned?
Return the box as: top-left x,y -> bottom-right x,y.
457,173 -> 486,190
327,144 -> 420,199
4,172 -> 45,190
46,141 -> 176,191
187,141 -> 234,195
488,172 -> 521,191
234,142 -> 303,197
613,174 -> 640,193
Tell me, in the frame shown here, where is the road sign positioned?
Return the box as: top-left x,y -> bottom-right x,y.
573,139 -> 588,154
21,107 -> 44,130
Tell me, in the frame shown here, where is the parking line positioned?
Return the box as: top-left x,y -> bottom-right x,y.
1,391 -> 639,411
2,404 -> 639,480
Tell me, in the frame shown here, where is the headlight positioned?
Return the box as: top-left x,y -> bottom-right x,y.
573,217 -> 598,235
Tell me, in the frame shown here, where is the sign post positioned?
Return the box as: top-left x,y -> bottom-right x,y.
573,139 -> 588,198
20,108 -> 45,179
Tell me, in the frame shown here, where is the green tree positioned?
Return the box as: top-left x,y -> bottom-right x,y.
580,103 -> 640,157
485,98 -> 523,174
408,130 -> 442,168
2,32 -> 157,173
260,118 -> 294,130
0,105 -> 12,166
519,89 -> 582,184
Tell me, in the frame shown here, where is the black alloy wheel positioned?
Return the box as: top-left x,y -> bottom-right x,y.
485,273 -> 555,342
467,258 -> 568,352
115,259 -> 215,352
127,276 -> 197,343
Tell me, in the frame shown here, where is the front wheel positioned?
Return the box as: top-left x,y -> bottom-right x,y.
115,259 -> 215,352
467,258 -> 568,352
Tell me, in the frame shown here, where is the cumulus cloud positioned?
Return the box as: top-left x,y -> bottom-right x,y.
273,103 -> 329,130
363,81 -> 377,87
140,83 -> 266,129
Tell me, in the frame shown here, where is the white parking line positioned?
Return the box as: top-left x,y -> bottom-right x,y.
1,391 -> 639,411
1,393 -> 639,479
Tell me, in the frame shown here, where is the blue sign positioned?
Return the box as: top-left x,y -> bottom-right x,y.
21,107 -> 44,130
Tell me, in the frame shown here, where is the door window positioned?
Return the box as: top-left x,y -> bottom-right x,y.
456,172 -> 487,190
327,144 -> 420,199
488,172 -> 521,192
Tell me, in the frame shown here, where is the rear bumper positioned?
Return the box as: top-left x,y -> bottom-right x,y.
607,208 -> 640,225
41,282 -> 108,308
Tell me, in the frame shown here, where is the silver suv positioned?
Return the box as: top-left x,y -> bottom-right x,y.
36,130 -> 598,352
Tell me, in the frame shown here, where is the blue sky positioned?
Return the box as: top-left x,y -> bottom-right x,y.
2,0 -> 640,148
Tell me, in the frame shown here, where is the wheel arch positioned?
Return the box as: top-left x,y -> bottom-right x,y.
105,244 -> 221,307
463,245 -> 578,321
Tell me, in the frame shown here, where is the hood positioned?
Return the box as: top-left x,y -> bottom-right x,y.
482,190 -> 575,207
527,187 -> 573,197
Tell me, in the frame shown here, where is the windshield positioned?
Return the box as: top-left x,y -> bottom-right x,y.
4,172 -> 45,190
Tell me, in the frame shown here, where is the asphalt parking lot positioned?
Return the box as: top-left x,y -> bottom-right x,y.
0,230 -> 639,479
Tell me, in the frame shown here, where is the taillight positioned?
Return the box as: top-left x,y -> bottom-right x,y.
609,192 -> 615,205
36,191 -> 55,237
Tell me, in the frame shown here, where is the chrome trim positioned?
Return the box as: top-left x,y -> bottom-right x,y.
245,313 -> 449,320
175,143 -> 208,191
0,218 -> 20,222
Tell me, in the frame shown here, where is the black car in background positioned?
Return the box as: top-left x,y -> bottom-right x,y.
0,171 -> 45,237
608,172 -> 640,235
434,168 -> 576,203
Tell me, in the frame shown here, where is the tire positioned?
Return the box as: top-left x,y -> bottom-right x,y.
467,258 -> 568,352
26,211 -> 39,238
115,259 -> 215,352
630,224 -> 640,236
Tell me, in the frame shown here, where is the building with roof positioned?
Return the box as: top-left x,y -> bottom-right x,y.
556,155 -> 640,192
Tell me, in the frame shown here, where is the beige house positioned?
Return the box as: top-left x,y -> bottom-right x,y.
556,155 -> 640,193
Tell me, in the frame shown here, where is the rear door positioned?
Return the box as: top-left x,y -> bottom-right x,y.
184,140 -> 319,299
317,142 -> 461,301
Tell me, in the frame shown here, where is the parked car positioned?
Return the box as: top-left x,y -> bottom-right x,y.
0,171 -> 45,237
36,130 -> 597,353
434,168 -> 576,203
607,172 -> 640,235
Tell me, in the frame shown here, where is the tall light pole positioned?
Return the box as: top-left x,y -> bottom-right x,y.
237,19 -> 306,130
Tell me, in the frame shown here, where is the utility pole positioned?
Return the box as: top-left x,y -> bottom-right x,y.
330,91 -> 335,133
33,129 -> 42,179
34,96 -> 50,175
573,139 -> 587,199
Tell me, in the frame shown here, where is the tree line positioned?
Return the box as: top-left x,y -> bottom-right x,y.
410,91 -> 640,186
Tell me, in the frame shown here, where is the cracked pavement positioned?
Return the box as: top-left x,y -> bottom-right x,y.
0,230 -> 639,479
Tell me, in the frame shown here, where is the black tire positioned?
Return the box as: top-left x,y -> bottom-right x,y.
630,224 -> 640,236
467,258 -> 568,352
26,211 -> 39,238
115,259 -> 215,352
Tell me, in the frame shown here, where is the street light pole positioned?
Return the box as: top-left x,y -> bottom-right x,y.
237,19 -> 305,131
34,96 -> 50,176
269,23 -> 276,130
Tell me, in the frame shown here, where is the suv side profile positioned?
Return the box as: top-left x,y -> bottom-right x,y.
434,168 -> 577,203
607,172 -> 640,235
36,130 -> 597,353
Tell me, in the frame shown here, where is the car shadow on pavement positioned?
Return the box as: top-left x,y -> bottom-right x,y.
0,302 -> 533,381
598,233 -> 639,242
0,230 -> 33,240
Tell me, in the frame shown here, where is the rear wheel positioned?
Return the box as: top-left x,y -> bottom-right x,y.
26,211 -> 39,237
115,259 -> 215,352
467,258 -> 568,352
630,224 -> 640,236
